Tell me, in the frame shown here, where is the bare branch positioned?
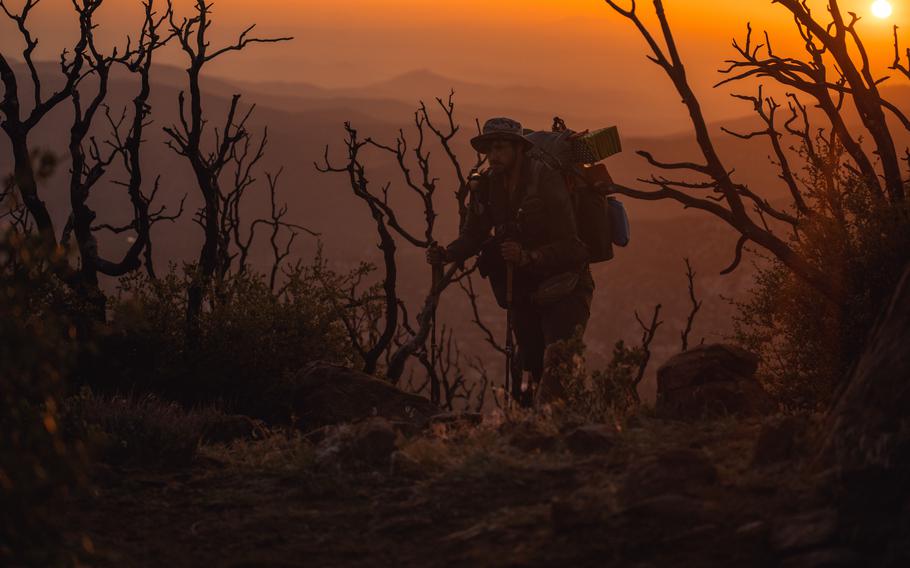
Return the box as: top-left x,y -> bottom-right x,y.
680,258 -> 702,352
633,303 -> 663,397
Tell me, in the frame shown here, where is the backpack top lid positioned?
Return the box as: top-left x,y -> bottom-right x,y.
525,129 -> 576,170
525,121 -> 622,170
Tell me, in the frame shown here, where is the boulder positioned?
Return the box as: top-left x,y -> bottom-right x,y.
285,361 -> 437,431
656,344 -> 774,420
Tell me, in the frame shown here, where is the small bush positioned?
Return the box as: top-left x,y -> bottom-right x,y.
551,334 -> 646,425
733,140 -> 910,410
81,263 -> 354,419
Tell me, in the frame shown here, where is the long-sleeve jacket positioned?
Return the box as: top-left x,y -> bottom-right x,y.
445,157 -> 589,306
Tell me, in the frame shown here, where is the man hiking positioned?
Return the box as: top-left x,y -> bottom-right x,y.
427,117 -> 594,407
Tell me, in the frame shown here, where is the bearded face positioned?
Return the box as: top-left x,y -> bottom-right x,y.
486,140 -> 520,175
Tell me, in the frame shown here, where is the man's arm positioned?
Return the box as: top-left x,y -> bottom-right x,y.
527,167 -> 588,272
445,179 -> 493,263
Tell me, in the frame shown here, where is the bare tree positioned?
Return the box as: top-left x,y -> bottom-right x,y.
64,1 -> 175,315
458,265 -> 506,356
602,0 -> 909,305
1,0 -> 177,313
1,149 -> 55,233
315,122 -> 403,375
374,96 -> 486,384
0,0 -> 86,247
399,291 -> 491,411
318,95 -> 498,407
163,0 -> 292,330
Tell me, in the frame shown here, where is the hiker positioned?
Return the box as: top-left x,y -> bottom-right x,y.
426,117 -> 593,407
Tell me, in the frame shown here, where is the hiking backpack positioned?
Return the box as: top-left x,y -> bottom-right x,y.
525,118 -> 630,263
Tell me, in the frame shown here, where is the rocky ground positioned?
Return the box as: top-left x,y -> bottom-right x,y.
64,410 -> 858,568
49,265 -> 910,567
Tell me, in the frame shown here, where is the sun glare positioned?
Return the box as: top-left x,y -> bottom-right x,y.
872,0 -> 893,19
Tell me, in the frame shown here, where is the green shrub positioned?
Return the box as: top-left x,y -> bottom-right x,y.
552,334 -> 645,424
732,138 -> 910,410
80,262 -> 354,420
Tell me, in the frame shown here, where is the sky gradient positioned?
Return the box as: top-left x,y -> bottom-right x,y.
1,0 -> 908,132
2,1 -> 907,83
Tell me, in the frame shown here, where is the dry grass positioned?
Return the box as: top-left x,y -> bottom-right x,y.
64,390 -> 230,466
398,408 -> 589,480
198,432 -> 316,473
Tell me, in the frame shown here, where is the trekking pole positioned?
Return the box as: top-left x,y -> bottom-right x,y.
505,260 -> 514,407
430,241 -> 443,370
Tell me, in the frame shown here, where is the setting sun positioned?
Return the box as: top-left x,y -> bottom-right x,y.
872,0 -> 893,18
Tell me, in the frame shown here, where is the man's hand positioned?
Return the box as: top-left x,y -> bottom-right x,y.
426,245 -> 450,265
500,240 -> 530,266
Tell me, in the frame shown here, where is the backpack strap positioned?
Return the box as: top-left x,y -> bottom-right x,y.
526,159 -> 544,197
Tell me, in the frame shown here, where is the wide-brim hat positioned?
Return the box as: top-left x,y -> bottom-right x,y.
470,117 -> 535,154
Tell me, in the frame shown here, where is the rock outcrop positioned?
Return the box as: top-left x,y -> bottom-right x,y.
284,361 -> 437,431
818,264 -> 910,563
821,264 -> 910,474
656,344 -> 775,420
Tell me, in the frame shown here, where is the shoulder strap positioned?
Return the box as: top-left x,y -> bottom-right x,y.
527,159 -> 544,197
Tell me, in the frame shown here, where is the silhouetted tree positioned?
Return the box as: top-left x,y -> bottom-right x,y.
163,0 -> 293,333
0,0 -> 85,246
318,95 -> 493,408
604,0 -> 910,395
603,0 -> 907,302
1,0 -> 176,317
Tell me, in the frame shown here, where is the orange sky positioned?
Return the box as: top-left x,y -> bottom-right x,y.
1,1 -> 908,106
181,0 -> 909,84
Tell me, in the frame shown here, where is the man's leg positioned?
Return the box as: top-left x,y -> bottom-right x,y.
511,305 -> 544,407
535,288 -> 593,406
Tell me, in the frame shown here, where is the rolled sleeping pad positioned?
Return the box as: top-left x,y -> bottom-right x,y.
572,126 -> 622,164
